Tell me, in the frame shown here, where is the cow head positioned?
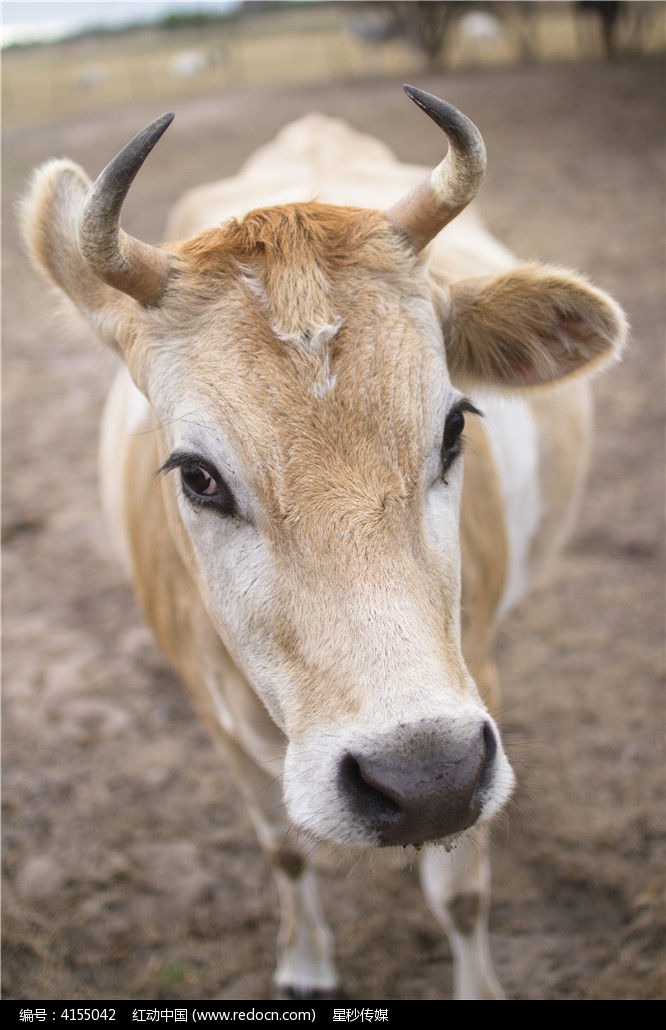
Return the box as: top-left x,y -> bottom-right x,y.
22,88 -> 626,849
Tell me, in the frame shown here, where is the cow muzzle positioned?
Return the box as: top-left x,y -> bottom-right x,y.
339,719 -> 496,846
284,713 -> 514,849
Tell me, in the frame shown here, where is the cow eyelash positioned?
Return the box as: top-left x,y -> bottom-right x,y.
158,451 -> 237,516
441,399 -> 482,481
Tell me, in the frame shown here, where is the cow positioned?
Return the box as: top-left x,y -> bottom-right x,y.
22,85 -> 627,1000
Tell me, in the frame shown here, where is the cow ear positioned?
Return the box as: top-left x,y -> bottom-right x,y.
21,160 -> 130,353
439,264 -> 628,390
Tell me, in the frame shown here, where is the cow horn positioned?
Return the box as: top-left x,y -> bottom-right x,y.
78,112 -> 174,307
387,86 -> 487,252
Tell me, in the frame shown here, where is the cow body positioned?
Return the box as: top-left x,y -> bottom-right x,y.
23,89 -> 626,999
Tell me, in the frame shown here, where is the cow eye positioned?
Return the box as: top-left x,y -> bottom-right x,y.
159,453 -> 236,516
180,461 -> 236,514
441,399 -> 481,480
181,463 -> 218,498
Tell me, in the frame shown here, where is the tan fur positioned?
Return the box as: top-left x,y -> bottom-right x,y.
442,264 -> 627,388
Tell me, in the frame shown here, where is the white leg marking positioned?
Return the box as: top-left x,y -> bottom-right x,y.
241,783 -> 338,996
272,862 -> 338,996
419,829 -> 505,1000
212,724 -> 339,997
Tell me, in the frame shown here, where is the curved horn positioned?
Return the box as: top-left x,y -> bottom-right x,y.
387,86 -> 487,252
78,112 -> 174,306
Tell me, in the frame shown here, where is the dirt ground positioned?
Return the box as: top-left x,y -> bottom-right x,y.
2,55 -> 665,1002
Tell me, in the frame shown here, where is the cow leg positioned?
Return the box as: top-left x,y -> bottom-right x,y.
269,846 -> 338,999
219,735 -> 339,999
418,828 -> 504,1000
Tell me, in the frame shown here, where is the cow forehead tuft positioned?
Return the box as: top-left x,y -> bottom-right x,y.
166,200 -> 428,370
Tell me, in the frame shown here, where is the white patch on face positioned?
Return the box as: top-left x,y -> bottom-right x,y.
478,394 -> 541,616
236,259 -> 342,398
276,321 -> 342,399
237,261 -> 268,306
423,478 -> 464,620
283,704 -> 515,848
278,320 -> 341,355
420,387 -> 468,629
179,503 -> 289,729
312,373 -> 337,399
157,404 -> 288,727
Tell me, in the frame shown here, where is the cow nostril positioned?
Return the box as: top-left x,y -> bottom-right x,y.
475,720 -> 497,799
338,753 -> 402,824
483,720 -> 496,764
